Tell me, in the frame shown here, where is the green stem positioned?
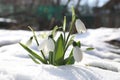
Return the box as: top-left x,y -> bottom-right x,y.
61,28 -> 65,45
40,50 -> 48,64
65,19 -> 75,46
64,13 -> 76,59
28,26 -> 39,46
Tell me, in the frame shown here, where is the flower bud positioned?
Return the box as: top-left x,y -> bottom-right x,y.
75,19 -> 86,33
38,38 -> 55,57
73,46 -> 83,62
26,37 -> 33,46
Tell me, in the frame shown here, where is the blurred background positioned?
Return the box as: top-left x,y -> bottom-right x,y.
0,0 -> 120,30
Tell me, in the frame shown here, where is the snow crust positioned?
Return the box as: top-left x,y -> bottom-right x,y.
0,28 -> 120,80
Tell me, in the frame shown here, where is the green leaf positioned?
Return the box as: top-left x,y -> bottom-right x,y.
52,26 -> 58,37
49,51 -> 54,64
67,36 -> 74,46
71,6 -> 76,22
65,7 -> 76,46
64,49 -> 75,65
65,56 -> 75,65
19,43 -> 47,64
29,54 -> 40,64
40,50 -> 48,63
63,16 -> 66,31
28,26 -> 39,46
65,36 -> 74,52
86,47 -> 94,51
54,34 -> 64,65
72,6 -> 75,17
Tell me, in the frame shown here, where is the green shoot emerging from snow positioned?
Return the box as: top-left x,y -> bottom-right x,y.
19,7 -> 92,66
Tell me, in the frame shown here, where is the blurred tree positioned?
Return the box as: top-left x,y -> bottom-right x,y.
93,0 -> 120,28
0,0 -> 93,30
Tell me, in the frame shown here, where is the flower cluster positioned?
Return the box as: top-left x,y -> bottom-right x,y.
19,7 -> 91,66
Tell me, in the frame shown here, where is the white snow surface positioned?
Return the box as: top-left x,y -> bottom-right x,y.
0,28 -> 120,80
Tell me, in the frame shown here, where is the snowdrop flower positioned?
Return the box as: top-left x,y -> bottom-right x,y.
75,19 -> 86,33
73,42 -> 83,62
38,36 -> 55,56
26,37 -> 33,46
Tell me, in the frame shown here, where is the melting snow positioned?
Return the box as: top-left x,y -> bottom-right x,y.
0,27 -> 120,80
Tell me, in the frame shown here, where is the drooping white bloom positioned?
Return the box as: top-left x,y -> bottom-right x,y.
73,46 -> 83,62
26,37 -> 33,46
46,38 -> 55,52
38,38 -> 55,56
75,19 -> 86,33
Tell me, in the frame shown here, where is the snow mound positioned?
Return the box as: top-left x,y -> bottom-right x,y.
0,28 -> 120,80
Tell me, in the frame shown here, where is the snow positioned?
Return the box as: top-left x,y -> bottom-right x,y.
0,18 -> 17,23
0,27 -> 120,80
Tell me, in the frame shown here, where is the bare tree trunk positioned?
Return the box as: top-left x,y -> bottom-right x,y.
64,0 -> 71,8
76,0 -> 81,8
75,0 -> 81,14
56,0 -> 60,5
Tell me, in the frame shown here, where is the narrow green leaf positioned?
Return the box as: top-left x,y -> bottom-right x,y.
71,6 -> 76,22
72,6 -> 75,17
86,47 -> 94,51
65,56 -> 75,65
28,26 -> 39,46
40,50 -> 48,63
63,16 -> 66,31
52,26 -> 58,37
49,51 -> 54,64
64,49 -> 75,65
54,34 -> 64,65
19,43 -> 47,64
66,36 -> 74,46
65,7 -> 76,46
29,54 -> 40,64
65,36 -> 74,52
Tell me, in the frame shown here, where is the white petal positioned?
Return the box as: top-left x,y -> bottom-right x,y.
73,46 -> 83,62
38,39 -> 47,50
38,38 -> 55,58
47,38 -> 55,52
26,39 -> 32,46
75,19 -> 86,33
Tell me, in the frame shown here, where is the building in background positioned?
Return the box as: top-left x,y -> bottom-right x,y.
93,0 -> 120,28
0,0 -> 66,30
